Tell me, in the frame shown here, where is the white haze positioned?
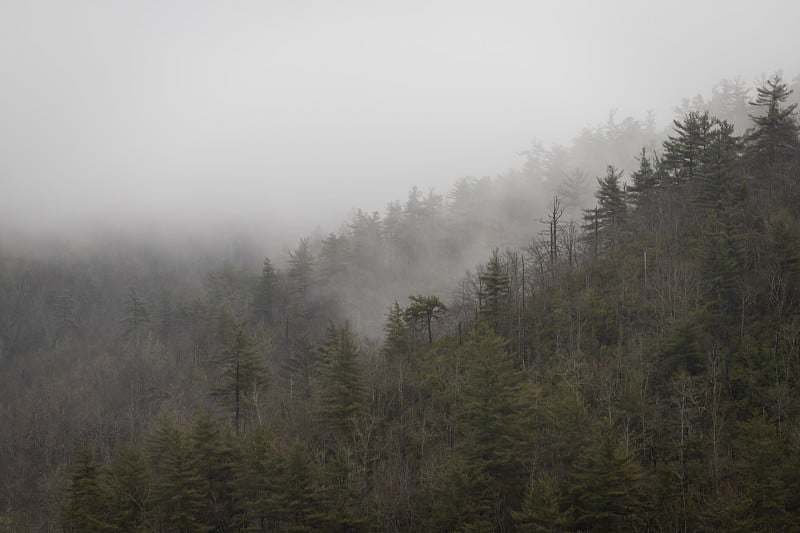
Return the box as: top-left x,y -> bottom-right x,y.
1,0 -> 799,243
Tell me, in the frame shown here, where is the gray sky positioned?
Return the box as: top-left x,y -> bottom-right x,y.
2,0 -> 799,240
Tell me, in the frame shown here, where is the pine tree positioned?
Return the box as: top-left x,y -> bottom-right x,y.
746,73 -> 800,182
663,111 -> 713,185
382,301 -> 410,362
629,148 -> 658,209
458,325 -> 534,530
313,447 -> 367,531
212,320 -> 269,433
512,472 -> 566,533
253,257 -> 277,325
565,421 -> 648,532
235,427 -> 286,532
106,441 -> 149,532
61,444 -> 111,532
188,413 -> 237,531
695,119 -> 743,211
288,238 -> 314,305
283,443 -> 319,533
316,323 -> 366,442
479,249 -> 510,332
146,414 -> 208,532
582,165 -> 627,248
404,295 -> 447,345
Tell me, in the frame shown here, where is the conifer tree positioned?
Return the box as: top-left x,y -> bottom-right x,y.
316,323 -> 366,442
236,427 -> 286,532
313,447 -> 367,531
253,257 -> 277,325
458,326 -> 533,530
61,444 -> 111,532
382,301 -> 410,362
565,421 -> 647,532
146,414 -> 207,532
696,119 -> 743,211
746,73 -> 800,181
188,413 -> 237,531
629,147 -> 658,209
283,443 -> 319,533
582,165 -> 627,248
663,111 -> 713,185
105,442 -> 149,532
404,294 -> 447,345
479,249 -> 510,332
289,238 -> 314,305
512,472 -> 565,533
212,320 -> 269,433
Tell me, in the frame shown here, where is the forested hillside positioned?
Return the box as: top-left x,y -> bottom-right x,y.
2,73 -> 800,532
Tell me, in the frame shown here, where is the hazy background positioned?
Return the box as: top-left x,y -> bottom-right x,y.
2,0 -> 799,243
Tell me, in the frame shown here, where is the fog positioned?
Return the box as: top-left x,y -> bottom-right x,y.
2,0 -> 799,243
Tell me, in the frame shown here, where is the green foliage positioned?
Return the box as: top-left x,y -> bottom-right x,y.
61,444 -> 111,532
212,320 -> 269,433
283,443 -> 319,533
582,165 -> 627,252
457,325 -> 534,530
629,147 -> 658,209
314,447 -> 367,531
565,421 -> 648,532
33,69 -> 800,533
695,119 -> 744,211
404,294 -> 447,345
188,413 -> 238,530
382,300 -> 410,362
478,249 -> 510,332
316,323 -> 366,442
512,472 -> 566,533
253,257 -> 277,325
663,110 -> 713,185
746,73 -> 800,178
105,442 -> 149,532
235,427 -> 286,531
147,414 -> 208,532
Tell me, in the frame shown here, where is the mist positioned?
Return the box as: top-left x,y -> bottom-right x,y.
3,0 -> 799,243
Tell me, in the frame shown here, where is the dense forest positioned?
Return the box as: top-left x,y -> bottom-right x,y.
2,72 -> 800,532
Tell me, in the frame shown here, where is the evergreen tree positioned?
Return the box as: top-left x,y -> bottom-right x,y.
235,427 -> 286,532
404,294 -> 447,345
565,421 -> 648,532
458,326 -> 534,530
212,320 -> 269,433
512,472 -> 566,533
61,444 -> 111,532
318,232 -> 349,284
253,257 -> 277,325
316,323 -> 366,442
479,249 -> 510,332
313,447 -> 367,531
382,301 -> 410,362
695,119 -> 743,211
629,147 -> 658,209
283,443 -> 319,533
746,73 -> 800,181
582,165 -> 627,248
288,238 -> 314,306
106,442 -> 149,532
663,111 -> 713,185
188,413 -> 238,531
146,414 -> 208,532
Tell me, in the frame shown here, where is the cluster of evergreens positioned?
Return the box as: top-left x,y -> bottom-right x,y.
2,73 -> 800,531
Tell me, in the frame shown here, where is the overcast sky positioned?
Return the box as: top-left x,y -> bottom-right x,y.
2,0 -> 799,241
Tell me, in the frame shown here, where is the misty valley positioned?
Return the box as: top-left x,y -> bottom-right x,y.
3,50 -> 800,533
